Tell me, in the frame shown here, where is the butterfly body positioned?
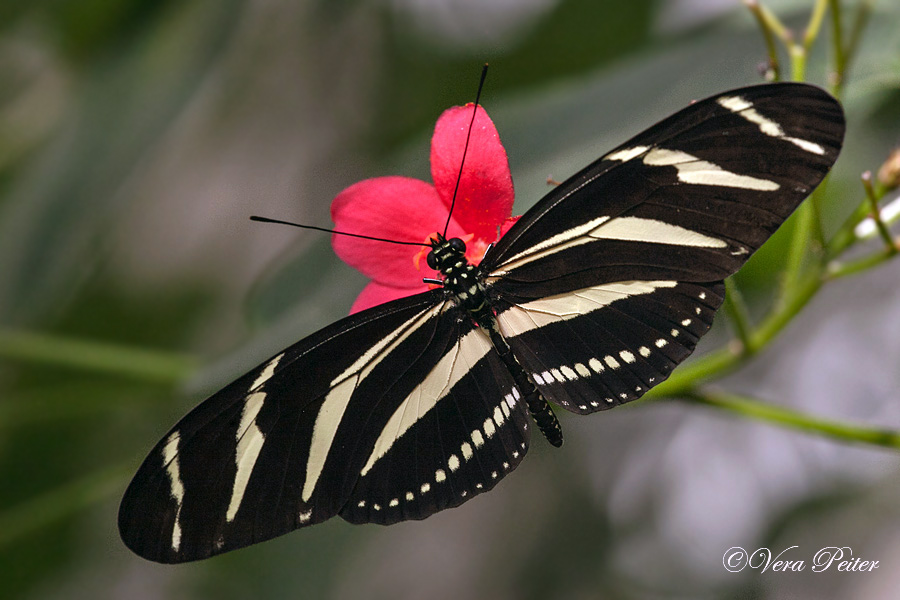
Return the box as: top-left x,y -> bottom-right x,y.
426,235 -> 488,314
120,83 -> 845,563
429,235 -> 566,447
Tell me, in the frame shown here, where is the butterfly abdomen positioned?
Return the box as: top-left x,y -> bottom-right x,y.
486,323 -> 564,447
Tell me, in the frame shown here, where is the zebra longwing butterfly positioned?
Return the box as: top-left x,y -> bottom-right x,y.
119,83 -> 845,563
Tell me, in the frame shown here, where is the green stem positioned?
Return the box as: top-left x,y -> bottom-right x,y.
0,389 -> 153,428
827,176 -> 891,260
826,197 -> 873,259
827,0 -> 847,96
0,463 -> 132,548
827,246 -> 898,280
723,278 -> 753,351
0,329 -> 197,384
780,199 -> 815,299
789,43 -> 806,81
650,253 -> 897,407
646,273 -> 822,399
684,389 -> 900,450
803,0 -> 830,52
745,0 -> 782,80
810,181 -> 829,251
645,0 -> 899,457
756,272 -> 822,347
646,345 -> 741,398
862,171 -> 899,254
753,1 -> 793,45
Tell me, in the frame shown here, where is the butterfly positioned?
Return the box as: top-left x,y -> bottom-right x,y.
119,82 -> 845,563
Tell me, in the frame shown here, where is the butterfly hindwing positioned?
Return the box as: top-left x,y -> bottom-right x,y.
494,281 -> 725,414
120,291 -> 527,562
340,323 -> 530,524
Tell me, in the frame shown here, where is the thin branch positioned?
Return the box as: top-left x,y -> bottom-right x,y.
0,329 -> 196,384
645,273 -> 822,399
789,42 -> 806,82
755,272 -> 823,349
746,0 -> 807,81
0,463 -> 132,549
862,171 -> 899,254
744,0 -> 782,80
826,195 -> 873,259
780,198 -> 815,301
827,0 -> 847,96
810,174 -> 833,251
827,247 -> 898,280
651,238 -> 896,404
645,346 -> 743,399
683,389 -> 900,450
749,0 -> 794,45
827,173 -> 896,260
803,0 -> 830,52
723,278 -> 753,352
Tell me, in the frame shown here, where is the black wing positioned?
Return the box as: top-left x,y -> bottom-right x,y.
119,291 -> 530,563
120,82 -> 845,562
482,83 -> 844,413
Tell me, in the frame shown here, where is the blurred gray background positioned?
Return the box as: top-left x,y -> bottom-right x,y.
1,0 -> 899,598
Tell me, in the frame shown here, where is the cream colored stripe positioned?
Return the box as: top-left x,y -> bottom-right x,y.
491,144 -> 761,278
360,328 -> 493,477
496,216 -> 610,274
717,96 -> 825,155
226,393 -> 266,521
590,216 -> 727,248
301,304 -> 443,502
783,136 -> 826,155
490,211 -> 728,278
606,145 -> 650,162
250,352 -> 283,391
498,280 -> 678,335
645,148 -> 779,191
162,431 -> 184,552
224,352 -> 284,522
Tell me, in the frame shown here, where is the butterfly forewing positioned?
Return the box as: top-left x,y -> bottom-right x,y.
479,83 -> 843,413
121,82 -> 845,563
483,83 -> 845,275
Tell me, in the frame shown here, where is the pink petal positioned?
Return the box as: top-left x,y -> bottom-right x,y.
498,215 -> 521,237
349,280 -> 429,314
431,105 -> 515,243
331,176 -> 467,287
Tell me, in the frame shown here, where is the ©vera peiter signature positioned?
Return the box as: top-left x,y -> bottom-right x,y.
723,546 -> 880,573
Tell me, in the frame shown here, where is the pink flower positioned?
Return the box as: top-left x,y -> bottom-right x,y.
331,104 -> 519,314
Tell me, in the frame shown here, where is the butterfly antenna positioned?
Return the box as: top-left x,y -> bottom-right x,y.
250,216 -> 430,247
442,63 -> 489,239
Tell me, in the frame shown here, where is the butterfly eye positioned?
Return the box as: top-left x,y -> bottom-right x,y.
426,251 -> 438,270
449,238 -> 466,253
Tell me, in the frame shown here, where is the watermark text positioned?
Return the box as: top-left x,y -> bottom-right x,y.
723,546 -> 879,573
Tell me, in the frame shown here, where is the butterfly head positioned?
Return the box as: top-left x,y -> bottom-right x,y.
426,235 -> 487,313
426,236 -> 467,272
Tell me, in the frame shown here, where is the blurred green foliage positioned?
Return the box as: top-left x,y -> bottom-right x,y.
1,0 -> 899,599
